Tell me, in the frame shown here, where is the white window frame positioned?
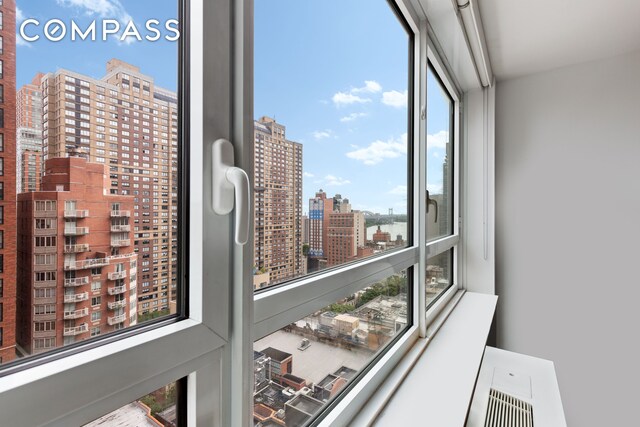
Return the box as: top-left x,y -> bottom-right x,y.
0,1 -> 469,426
0,1 -> 231,426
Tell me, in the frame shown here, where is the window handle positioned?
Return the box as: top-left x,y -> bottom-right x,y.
212,139 -> 251,245
426,190 -> 438,223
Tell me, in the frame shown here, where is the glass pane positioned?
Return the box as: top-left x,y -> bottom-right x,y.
84,381 -> 178,427
254,271 -> 409,426
426,249 -> 453,308
1,1 -> 182,366
254,0 -> 411,290
426,66 -> 454,242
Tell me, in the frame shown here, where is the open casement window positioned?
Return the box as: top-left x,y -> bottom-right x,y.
0,1 -> 463,426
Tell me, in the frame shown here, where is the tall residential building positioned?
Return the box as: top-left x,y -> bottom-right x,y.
0,0 -> 18,363
16,157 -> 136,355
326,204 -> 365,267
16,73 -> 45,193
41,59 -> 178,316
253,117 -> 303,285
308,190 -> 333,258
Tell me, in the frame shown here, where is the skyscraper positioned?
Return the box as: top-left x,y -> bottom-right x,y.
16,157 -> 136,354
40,60 -> 178,317
0,0 -> 18,363
253,117 -> 303,285
308,190 -> 333,259
17,73 -> 45,193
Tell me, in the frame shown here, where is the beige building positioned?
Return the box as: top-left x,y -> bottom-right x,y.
253,117 -> 303,285
41,60 -> 178,316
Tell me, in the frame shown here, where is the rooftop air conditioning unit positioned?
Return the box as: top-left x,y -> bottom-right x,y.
467,347 -> 567,427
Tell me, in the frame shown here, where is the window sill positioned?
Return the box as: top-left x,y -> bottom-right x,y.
352,292 -> 497,426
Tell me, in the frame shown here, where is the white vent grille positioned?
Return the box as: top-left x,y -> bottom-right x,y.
485,388 -> 534,427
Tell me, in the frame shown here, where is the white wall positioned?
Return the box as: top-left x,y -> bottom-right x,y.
495,50 -> 640,426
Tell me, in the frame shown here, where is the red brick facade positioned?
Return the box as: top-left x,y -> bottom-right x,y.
17,158 -> 136,355
0,0 -> 18,363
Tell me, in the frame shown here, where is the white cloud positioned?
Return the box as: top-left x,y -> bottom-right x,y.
56,0 -> 134,43
427,130 -> 449,150
323,175 -> 351,186
332,92 -> 371,106
303,172 -> 314,178
346,134 -> 408,166
427,182 -> 444,195
388,185 -> 407,195
312,130 -> 333,140
16,7 -> 25,22
352,80 -> 382,94
332,80 -> 381,106
382,90 -> 408,108
340,112 -> 367,123
16,35 -> 31,47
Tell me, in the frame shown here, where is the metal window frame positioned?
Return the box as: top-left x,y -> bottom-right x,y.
0,1 -> 231,426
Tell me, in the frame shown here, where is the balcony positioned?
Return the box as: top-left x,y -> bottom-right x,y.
111,210 -> 131,218
111,239 -> 131,248
64,277 -> 90,287
108,285 -> 127,295
63,323 -> 88,336
111,225 -> 131,232
64,210 -> 89,219
64,227 -> 89,236
108,271 -> 127,281
63,308 -> 89,320
64,244 -> 90,253
64,257 -> 109,271
107,314 -> 126,326
64,292 -> 89,303
108,300 -> 127,310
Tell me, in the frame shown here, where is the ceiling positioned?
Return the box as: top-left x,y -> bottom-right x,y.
477,0 -> 640,80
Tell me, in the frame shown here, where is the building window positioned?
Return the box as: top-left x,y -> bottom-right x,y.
0,11 -> 3,30
0,133 -> 3,151
0,182 -> 3,200
0,60 -> 4,79
90,327 -> 100,337
0,36 -> 3,55
91,311 -> 101,322
91,296 -> 101,306
0,158 -> 4,176
0,85 -> 4,103
0,108 -> 3,127
0,230 -> 4,249
0,279 -> 3,297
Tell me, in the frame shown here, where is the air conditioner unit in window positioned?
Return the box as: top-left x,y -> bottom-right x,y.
467,347 -> 567,427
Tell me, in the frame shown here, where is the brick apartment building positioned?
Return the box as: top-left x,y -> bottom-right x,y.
326,208 -> 365,267
253,117 -> 303,285
308,190 -> 333,259
17,73 -> 44,193
0,0 -> 17,363
16,157 -> 136,355
41,60 -> 178,316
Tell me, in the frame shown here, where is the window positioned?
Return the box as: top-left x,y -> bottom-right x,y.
0,85 -> 4,103
0,2 -> 466,426
0,108 -> 3,128
0,133 -> 3,151
425,63 -> 459,307
251,1 -> 415,424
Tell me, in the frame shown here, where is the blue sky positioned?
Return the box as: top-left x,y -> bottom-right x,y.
256,0 -> 451,215
16,0 -> 178,90
15,0 -> 450,217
